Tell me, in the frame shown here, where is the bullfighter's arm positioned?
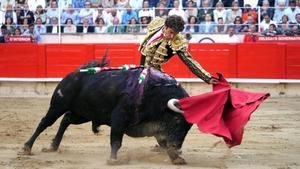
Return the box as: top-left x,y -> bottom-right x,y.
176,50 -> 212,83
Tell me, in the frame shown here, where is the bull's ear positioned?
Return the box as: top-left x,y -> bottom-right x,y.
167,99 -> 184,114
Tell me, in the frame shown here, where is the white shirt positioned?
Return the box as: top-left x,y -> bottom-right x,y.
168,8 -> 187,22
260,20 -> 276,31
226,34 -> 240,43
27,0 -> 46,11
129,0 -> 143,10
138,9 -> 155,19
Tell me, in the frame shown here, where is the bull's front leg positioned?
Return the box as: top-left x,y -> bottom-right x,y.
107,107 -> 129,165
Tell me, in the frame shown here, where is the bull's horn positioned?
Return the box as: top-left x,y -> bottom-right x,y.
167,99 -> 184,114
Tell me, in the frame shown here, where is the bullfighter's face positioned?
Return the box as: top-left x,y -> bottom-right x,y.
163,26 -> 177,39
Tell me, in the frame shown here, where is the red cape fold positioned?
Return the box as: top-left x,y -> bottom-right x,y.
179,73 -> 270,147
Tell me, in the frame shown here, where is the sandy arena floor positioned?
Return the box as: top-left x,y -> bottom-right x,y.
0,96 -> 299,169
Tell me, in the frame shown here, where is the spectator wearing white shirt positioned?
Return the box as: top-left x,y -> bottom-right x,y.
138,0 -> 154,20
34,17 -> 46,34
225,26 -> 239,43
0,0 -> 15,11
129,0 -> 143,11
226,1 -> 242,24
213,1 -> 227,23
78,1 -> 95,24
273,1 -> 286,23
93,8 -> 110,26
168,0 -> 187,22
259,13 -> 276,31
284,0 -> 300,23
63,18 -> 77,33
46,1 -> 59,24
27,0 -> 46,11
184,0 -> 198,19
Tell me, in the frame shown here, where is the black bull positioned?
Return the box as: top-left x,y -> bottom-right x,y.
23,66 -> 193,165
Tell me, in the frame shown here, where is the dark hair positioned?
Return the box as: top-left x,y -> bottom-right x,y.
165,15 -> 185,33
65,18 -> 74,24
1,25 -> 7,29
188,16 -> 198,24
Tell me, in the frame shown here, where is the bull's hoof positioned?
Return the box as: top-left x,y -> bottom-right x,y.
21,144 -> 32,155
172,157 -> 186,165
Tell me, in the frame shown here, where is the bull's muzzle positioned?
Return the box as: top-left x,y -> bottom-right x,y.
167,99 -> 184,114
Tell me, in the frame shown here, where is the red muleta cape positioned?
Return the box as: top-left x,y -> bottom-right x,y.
179,73 -> 270,147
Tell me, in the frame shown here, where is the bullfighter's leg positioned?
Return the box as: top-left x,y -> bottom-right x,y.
107,106 -> 129,165
23,107 -> 66,155
43,111 -> 89,152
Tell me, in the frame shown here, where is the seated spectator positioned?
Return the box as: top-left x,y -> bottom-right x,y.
93,7 -> 110,26
226,1 -> 242,24
16,0 -> 26,6
35,17 -> 46,34
61,4 -> 79,25
63,18 -> 76,33
107,9 -> 122,26
168,0 -> 187,22
115,0 -> 129,10
213,1 -> 227,24
46,1 -> 59,24
225,26 -> 239,43
274,0 -> 289,7
138,0 -> 154,21
34,5 -> 46,24
241,15 -> 257,32
273,1 -> 286,24
20,18 -> 29,33
94,17 -> 107,33
27,0 -> 46,11
59,0 -> 73,11
78,1 -> 95,24
199,13 -> 216,33
155,2 -> 168,19
295,13 -> 300,26
244,24 -> 259,42
262,23 -> 278,36
184,0 -> 198,19
4,17 -> 15,35
15,4 -> 23,25
259,0 -> 274,21
215,17 -> 226,33
22,23 -> 41,43
185,15 -> 199,33
129,0 -> 143,11
126,17 -> 139,33
289,24 -> 300,35
242,4 -> 258,23
101,0 -> 115,8
76,18 -> 95,33
140,16 -> 150,33
260,13 -> 276,32
107,17 -> 124,33
233,16 -> 243,32
0,25 -> 8,42
46,17 -> 63,33
285,0 -> 299,23
20,4 -> 35,25
197,0 -> 214,23
13,27 -> 22,35
3,4 -> 17,24
1,0 -> 15,11
121,5 -> 138,25
277,15 -> 292,35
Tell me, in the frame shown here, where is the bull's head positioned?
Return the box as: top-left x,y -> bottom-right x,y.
167,99 -> 184,114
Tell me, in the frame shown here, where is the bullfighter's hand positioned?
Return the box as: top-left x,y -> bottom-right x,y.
209,76 -> 219,84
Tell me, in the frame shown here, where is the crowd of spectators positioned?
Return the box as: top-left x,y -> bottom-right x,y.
1,0 -> 300,43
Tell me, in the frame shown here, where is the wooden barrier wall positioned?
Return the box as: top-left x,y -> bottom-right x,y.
0,43 -> 299,79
